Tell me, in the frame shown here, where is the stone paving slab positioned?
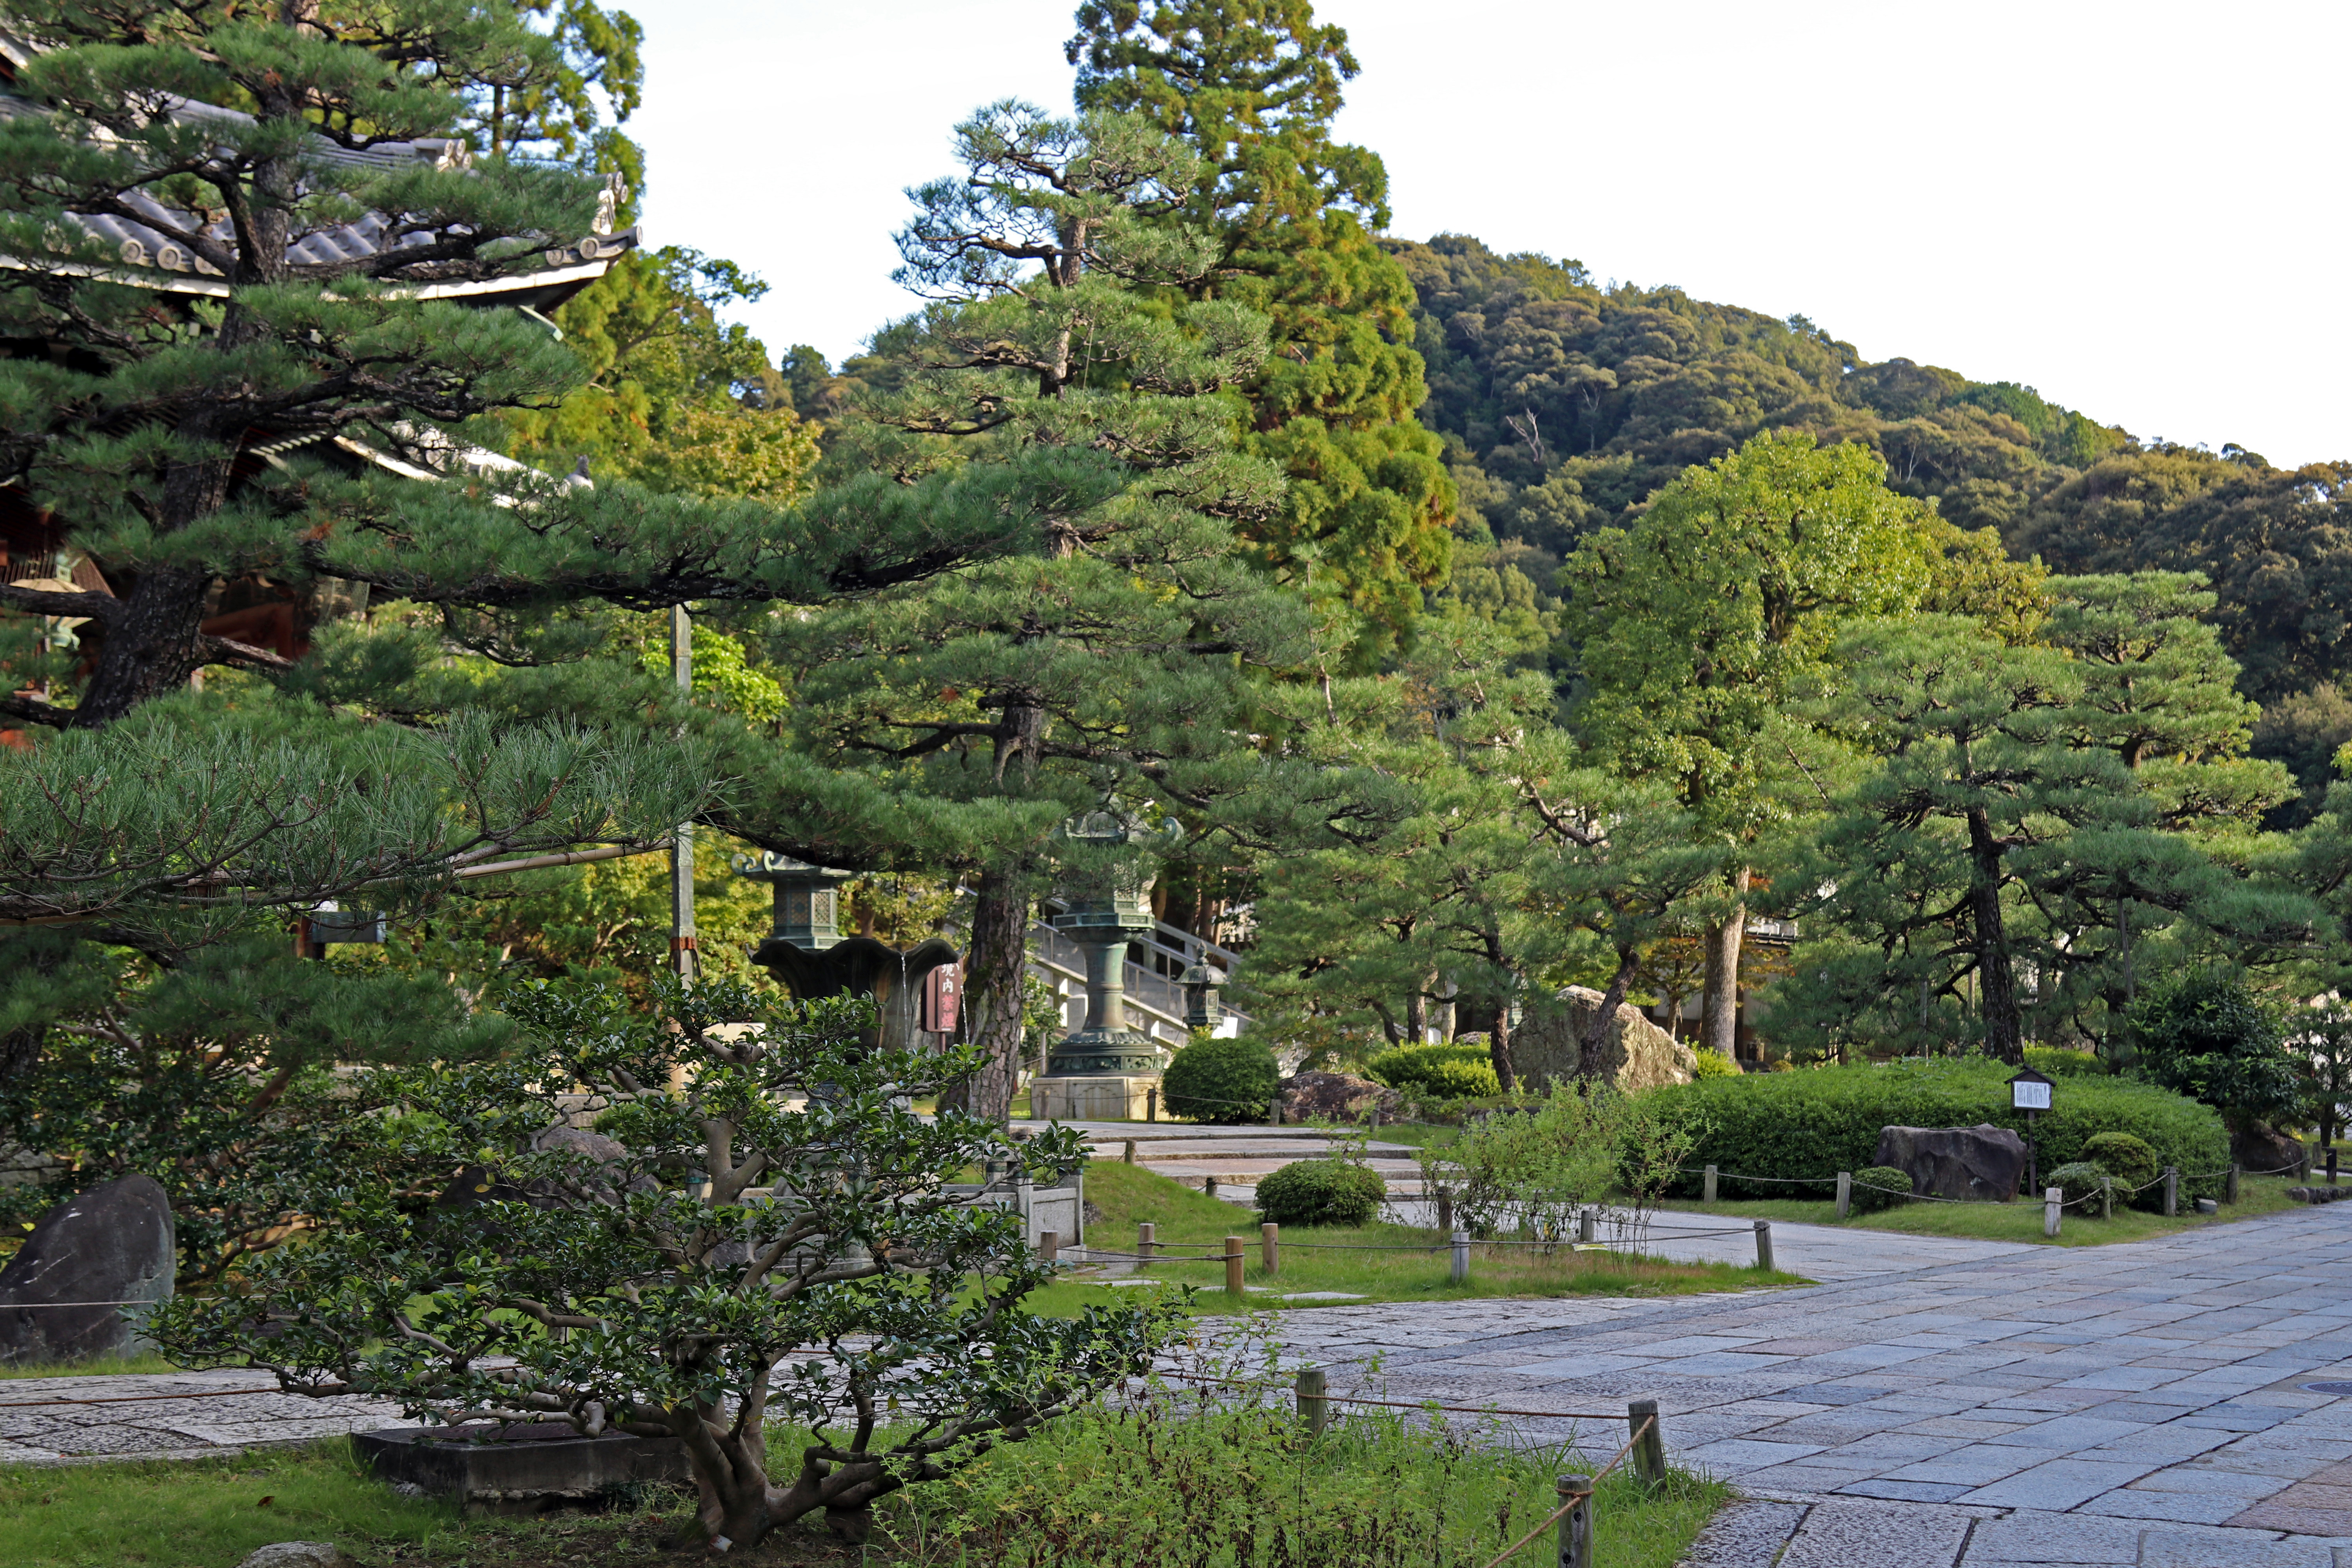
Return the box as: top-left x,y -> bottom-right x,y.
0,1370 -> 405,1464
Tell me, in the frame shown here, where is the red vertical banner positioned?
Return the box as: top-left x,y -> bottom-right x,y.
920,964 -> 961,1036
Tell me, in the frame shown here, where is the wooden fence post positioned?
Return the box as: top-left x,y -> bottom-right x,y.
1835,1171 -> 1852,1220
1450,1228 -> 1470,1284
1146,1087 -> 1158,1123
1578,1207 -> 1596,1245
1224,1235 -> 1245,1298
1039,1229 -> 1059,1266
1123,1139 -> 1136,1165
1555,1475 -> 1592,1568
1627,1397 -> 1666,1488
1752,1220 -> 1774,1272
1436,1191 -> 1453,1232
1262,1222 -> 1279,1276
2043,1186 -> 2062,1238
1137,1220 -> 1155,1272
1294,1363 -> 1327,1437
2163,1166 -> 2178,1218
1702,1165 -> 1717,1204
2226,1164 -> 2241,1205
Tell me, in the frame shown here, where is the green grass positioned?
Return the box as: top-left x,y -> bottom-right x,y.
0,1350 -> 184,1380
1031,1160 -> 1801,1314
1661,1171 -> 2309,1246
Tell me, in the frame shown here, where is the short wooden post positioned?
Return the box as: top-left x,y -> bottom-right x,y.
1146,1086 -> 1158,1123
1137,1220 -> 1155,1271
1223,1234 -> 1246,1297
1074,1167 -> 1085,1245
1752,1219 -> 1774,1272
1450,1227 -> 1470,1284
2100,1178 -> 2112,1221
1578,1206 -> 1596,1245
1835,1171 -> 1852,1220
1123,1139 -> 1136,1165
2300,1143 -> 2312,1181
2163,1165 -> 2178,1218
1702,1164 -> 1718,1204
1039,1229 -> 1060,1266
1269,1094 -> 1283,1125
2044,1185 -> 2062,1238
1555,1474 -> 1592,1568
1262,1221 -> 1279,1276
2330,1148 -> 2340,1187
1294,1363 -> 1328,1437
1626,1397 -> 1666,1488
1204,1175 -> 1219,1201
1436,1191 -> 1453,1232
2225,1164 -> 2241,1205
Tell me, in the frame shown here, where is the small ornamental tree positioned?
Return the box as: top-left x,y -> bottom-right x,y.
152,978 -> 1178,1548
2127,966 -> 2301,1135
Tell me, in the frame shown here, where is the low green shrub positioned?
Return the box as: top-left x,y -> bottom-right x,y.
1849,1165 -> 1913,1212
1366,1041 -> 1495,1098
1255,1159 -> 1387,1227
1650,1058 -> 2229,1203
2047,1160 -> 2113,1212
1690,1050 -> 1741,1080
2081,1131 -> 2160,1192
2024,1044 -> 2108,1078
1162,1035 -> 1281,1124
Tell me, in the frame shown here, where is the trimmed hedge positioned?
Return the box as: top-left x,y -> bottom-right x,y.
2024,1044 -> 2109,1078
1366,1042 -> 1498,1099
1163,1036 -> 1281,1124
2081,1131 -> 2160,1192
1650,1059 -> 2229,1203
1850,1165 -> 1913,1212
1255,1160 -> 1387,1227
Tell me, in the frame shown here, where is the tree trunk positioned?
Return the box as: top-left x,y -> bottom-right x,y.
1965,808 -> 2025,1064
1486,997 -> 1515,1092
1578,952 -> 1638,1079
1403,981 -> 1427,1046
1699,867 -> 1749,1060
948,864 -> 1029,1121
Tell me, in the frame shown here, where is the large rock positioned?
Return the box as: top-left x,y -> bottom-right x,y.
1509,988 -> 1698,1093
1874,1124 -> 2029,1203
2232,1121 -> 2308,1177
0,1173 -> 174,1365
1278,1071 -> 1401,1126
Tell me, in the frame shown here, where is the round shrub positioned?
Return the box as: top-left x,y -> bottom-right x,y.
2127,966 -> 2300,1127
1648,1058 -> 2229,1203
1162,1036 -> 1280,1124
2081,1131 -> 2160,1192
1849,1165 -> 1913,1213
2047,1161 -> 2113,1212
1366,1041 -> 1493,1098
1254,1159 -> 1386,1228
1691,1050 -> 1741,1080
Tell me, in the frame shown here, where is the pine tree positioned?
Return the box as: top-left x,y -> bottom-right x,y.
777,102 -> 1313,1118
1067,0 -> 1455,645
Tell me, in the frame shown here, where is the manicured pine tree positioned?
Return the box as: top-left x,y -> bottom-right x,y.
777,102 -> 1314,1117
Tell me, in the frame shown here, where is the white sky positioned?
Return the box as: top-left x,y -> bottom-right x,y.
626,0 -> 2348,466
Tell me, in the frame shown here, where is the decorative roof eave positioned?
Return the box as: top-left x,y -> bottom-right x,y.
0,229 -> 637,308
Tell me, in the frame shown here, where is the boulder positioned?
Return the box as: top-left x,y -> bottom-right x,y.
1509,988 -> 1698,1093
236,1546 -> 345,1568
2231,1121 -> 2308,1177
1873,1125 -> 2029,1203
0,1173 -> 174,1365
1278,1071 -> 1401,1126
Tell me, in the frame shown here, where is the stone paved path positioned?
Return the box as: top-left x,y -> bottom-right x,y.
1258,1201 -> 2352,1566
0,1367 -> 403,1464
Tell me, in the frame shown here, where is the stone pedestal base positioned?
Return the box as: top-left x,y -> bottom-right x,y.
1030,1074 -> 1163,1123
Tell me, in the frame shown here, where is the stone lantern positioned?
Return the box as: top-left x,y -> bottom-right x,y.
736,853 -> 854,951
737,853 -> 953,1055
1180,961 -> 1226,1031
1031,804 -> 1173,1122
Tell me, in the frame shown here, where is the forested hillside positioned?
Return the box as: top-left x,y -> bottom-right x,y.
1390,233 -> 2352,817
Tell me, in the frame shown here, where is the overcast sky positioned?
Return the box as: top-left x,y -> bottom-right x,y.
624,0 -> 2348,466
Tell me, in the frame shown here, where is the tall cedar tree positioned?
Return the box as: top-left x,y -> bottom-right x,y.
1068,0 -> 1455,647
780,103 -> 1309,1118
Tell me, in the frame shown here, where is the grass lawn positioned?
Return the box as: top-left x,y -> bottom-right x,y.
1659,1171 -> 2311,1247
1,1420 -> 1728,1568
1030,1160 -> 1802,1314
0,1350 -> 183,1380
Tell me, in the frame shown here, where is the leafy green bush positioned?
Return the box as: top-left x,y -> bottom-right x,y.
1366,1041 -> 1495,1098
1691,1050 -> 1741,1080
2024,1044 -> 2107,1078
2127,967 -> 2301,1128
1254,1159 -> 1387,1227
1650,1059 -> 2229,1202
2047,1160 -> 2112,1212
2081,1131 -> 2160,1191
1849,1165 -> 1913,1212
1163,1036 -> 1281,1124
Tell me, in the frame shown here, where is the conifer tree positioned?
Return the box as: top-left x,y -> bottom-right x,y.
780,101 -> 1312,1118
1067,0 -> 1455,644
